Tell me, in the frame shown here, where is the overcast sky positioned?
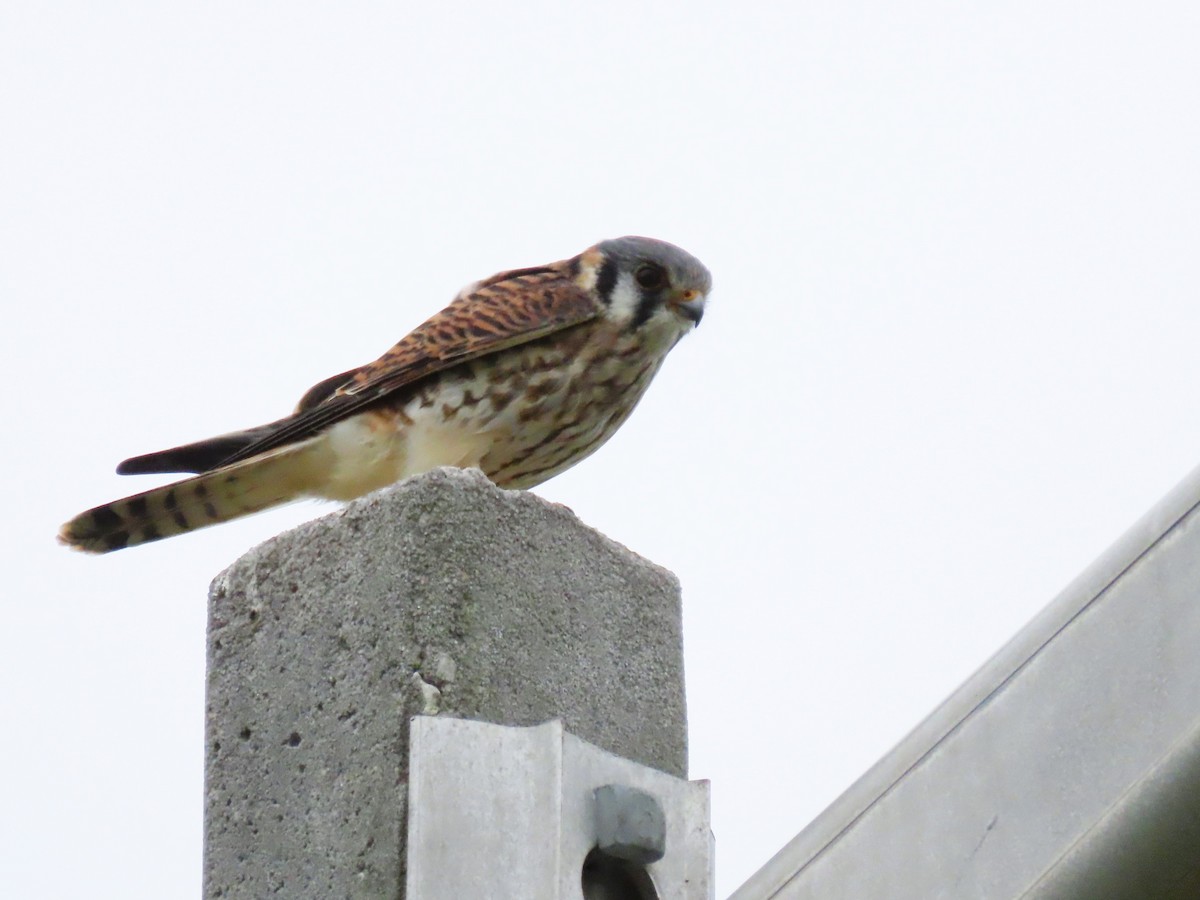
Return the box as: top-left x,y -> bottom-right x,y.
3,2 -> 1199,897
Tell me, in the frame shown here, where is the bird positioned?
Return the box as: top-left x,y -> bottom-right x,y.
59,236 -> 710,553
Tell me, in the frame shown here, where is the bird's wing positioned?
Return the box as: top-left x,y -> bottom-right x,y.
340,263 -> 597,401
117,263 -> 599,475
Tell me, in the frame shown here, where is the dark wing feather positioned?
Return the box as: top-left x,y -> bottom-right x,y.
116,420 -> 291,475
294,366 -> 363,412
193,262 -> 599,470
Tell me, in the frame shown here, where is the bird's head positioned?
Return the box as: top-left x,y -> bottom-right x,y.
577,236 -> 711,339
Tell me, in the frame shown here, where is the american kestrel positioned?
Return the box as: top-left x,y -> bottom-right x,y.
59,236 -> 710,553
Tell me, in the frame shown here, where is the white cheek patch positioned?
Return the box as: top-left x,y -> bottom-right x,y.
606,271 -> 642,324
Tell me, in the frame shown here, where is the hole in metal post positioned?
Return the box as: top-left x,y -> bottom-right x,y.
581,846 -> 659,900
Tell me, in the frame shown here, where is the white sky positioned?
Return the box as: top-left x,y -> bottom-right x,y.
3,2 -> 1198,897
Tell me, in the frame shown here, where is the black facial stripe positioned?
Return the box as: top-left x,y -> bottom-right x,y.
631,284 -> 660,329
595,257 -> 618,304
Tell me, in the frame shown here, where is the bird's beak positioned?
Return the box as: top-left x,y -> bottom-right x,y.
670,289 -> 706,326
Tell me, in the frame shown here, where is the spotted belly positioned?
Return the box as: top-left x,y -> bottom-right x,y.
310,323 -> 673,500
479,351 -> 665,489
433,337 -> 665,489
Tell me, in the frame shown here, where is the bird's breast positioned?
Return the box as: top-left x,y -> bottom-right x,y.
412,324 -> 670,489
314,323 -> 674,499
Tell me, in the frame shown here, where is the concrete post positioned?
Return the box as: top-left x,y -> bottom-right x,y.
203,467 -> 688,899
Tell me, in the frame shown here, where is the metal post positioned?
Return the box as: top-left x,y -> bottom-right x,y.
405,718 -> 713,899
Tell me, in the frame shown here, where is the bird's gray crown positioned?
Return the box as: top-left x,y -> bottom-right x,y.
595,236 -> 712,293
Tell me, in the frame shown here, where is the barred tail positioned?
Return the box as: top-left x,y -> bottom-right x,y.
58,443 -> 321,553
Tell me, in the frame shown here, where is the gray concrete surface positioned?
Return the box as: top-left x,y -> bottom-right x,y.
730,462 -> 1200,900
203,467 -> 686,899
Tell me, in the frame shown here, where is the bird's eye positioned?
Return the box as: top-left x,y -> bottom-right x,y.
634,264 -> 667,290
